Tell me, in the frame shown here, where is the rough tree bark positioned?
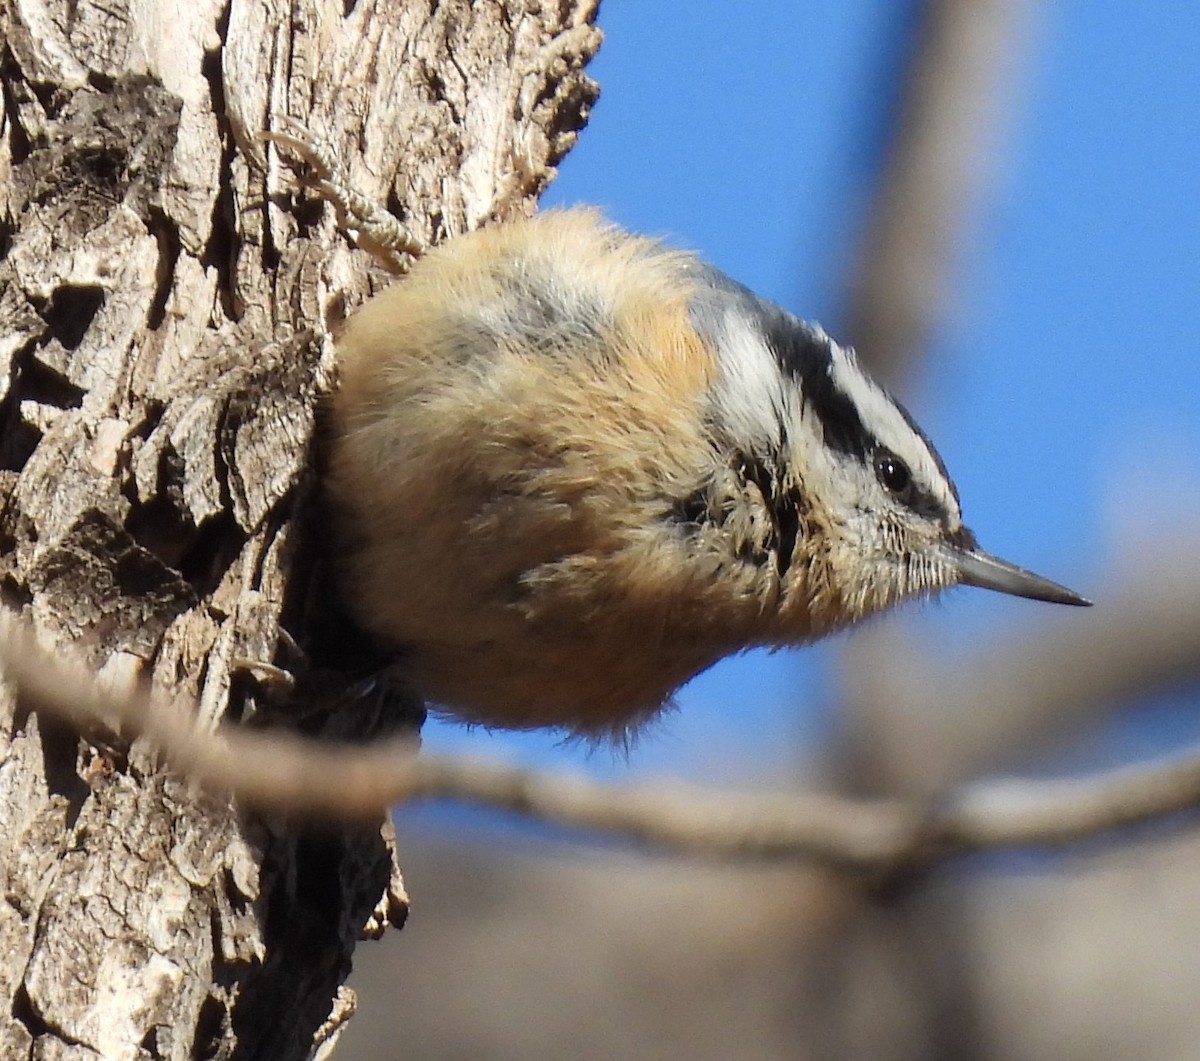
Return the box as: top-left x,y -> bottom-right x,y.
0,1 -> 600,1057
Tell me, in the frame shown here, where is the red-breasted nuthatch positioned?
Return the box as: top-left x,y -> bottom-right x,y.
322,207 -> 1090,738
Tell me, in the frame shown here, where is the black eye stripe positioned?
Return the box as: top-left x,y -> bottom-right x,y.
766,328 -> 873,461
887,394 -> 962,508
685,269 -> 963,525
874,450 -> 912,495
873,446 -> 948,520
784,344 -> 961,524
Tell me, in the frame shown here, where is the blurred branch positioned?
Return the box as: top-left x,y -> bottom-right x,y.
844,0 -> 1032,385
842,540 -> 1200,795
4,604 -> 1200,875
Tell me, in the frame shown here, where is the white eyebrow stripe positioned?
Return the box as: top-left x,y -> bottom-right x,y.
828,346 -> 961,521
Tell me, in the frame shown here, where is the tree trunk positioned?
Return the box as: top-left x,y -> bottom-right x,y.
0,1 -> 600,1057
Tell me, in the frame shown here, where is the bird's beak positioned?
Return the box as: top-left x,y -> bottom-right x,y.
950,543 -> 1092,607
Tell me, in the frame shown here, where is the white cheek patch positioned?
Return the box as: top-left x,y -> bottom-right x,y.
827,345 -> 961,524
710,312 -> 791,449
789,399 -> 836,497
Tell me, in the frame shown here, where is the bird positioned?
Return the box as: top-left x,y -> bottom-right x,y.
321,206 -> 1090,740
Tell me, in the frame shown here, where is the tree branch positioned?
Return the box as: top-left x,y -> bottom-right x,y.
844,0 -> 1033,386
4,608 -> 1199,876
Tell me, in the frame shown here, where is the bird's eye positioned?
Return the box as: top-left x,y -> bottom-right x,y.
874,450 -> 911,495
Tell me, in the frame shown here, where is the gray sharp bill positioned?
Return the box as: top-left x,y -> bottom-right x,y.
951,545 -> 1092,607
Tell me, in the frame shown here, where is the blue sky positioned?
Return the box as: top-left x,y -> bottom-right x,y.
409,3 -> 1200,805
